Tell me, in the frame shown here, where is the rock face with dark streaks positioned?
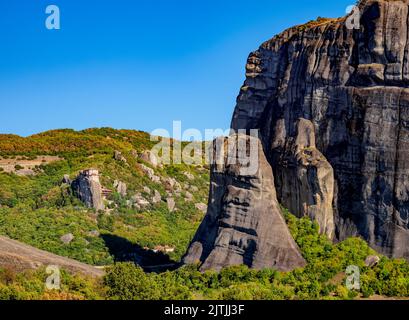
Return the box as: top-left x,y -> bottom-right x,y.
230,0 -> 409,259
71,169 -> 105,211
273,118 -> 335,239
183,134 -> 306,271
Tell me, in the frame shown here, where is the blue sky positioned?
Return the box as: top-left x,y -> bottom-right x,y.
0,0 -> 353,137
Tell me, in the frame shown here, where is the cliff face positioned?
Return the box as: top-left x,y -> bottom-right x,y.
231,0 -> 409,259
183,135 -> 306,271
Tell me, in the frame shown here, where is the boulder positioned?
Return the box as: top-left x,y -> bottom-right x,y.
365,255 -> 381,268
60,233 -> 74,244
183,171 -> 195,180
139,150 -> 159,168
152,190 -> 162,204
113,180 -> 127,197
114,150 -> 127,163
138,164 -> 161,183
131,193 -> 150,208
195,203 -> 207,213
87,230 -> 100,237
184,191 -> 193,202
62,174 -> 71,184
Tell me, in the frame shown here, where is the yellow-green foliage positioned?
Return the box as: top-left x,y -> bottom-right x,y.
0,267 -> 104,300
2,209 -> 409,300
0,128 -> 209,265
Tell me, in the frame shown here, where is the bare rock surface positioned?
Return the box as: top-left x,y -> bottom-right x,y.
183,134 -> 306,272
365,255 -> 381,267
60,233 -> 74,244
152,190 -> 162,204
139,150 -> 159,168
114,180 -> 127,196
230,0 -> 409,259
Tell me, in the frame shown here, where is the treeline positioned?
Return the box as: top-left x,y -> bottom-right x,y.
0,128 -> 155,158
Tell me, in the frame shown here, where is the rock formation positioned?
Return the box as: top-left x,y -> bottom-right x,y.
114,150 -> 127,163
229,0 -> 409,259
273,118 -> 335,238
114,180 -> 127,197
71,169 -> 105,211
139,150 -> 159,168
60,233 -> 74,244
183,134 -> 306,271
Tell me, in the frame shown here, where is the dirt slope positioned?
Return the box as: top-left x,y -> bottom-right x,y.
0,236 -> 104,277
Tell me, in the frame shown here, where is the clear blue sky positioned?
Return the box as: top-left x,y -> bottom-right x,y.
0,0 -> 353,137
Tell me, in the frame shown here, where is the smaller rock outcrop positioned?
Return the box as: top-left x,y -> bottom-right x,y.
71,169 -> 105,211
152,190 -> 162,204
139,150 -> 159,168
130,193 -> 150,209
114,180 -> 127,196
114,150 -> 127,163
365,255 -> 381,268
163,177 -> 182,192
137,163 -> 160,183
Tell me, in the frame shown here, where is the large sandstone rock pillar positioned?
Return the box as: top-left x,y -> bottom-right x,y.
183,134 -> 306,272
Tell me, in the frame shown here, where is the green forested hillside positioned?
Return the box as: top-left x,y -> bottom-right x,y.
0,128 -> 209,265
